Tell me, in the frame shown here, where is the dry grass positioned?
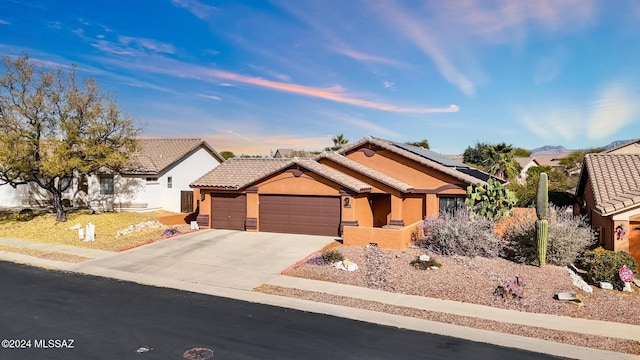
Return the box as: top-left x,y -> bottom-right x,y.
0,244 -> 92,263
0,209 -> 188,251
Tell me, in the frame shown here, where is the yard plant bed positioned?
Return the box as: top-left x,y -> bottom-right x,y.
273,244 -> 640,354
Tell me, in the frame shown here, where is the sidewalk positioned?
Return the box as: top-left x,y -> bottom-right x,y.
0,236 -> 638,360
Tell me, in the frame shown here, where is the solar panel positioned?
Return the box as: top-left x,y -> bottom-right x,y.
388,140 -> 469,168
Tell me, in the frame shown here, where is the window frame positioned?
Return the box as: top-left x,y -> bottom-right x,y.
99,175 -> 114,195
438,195 -> 465,214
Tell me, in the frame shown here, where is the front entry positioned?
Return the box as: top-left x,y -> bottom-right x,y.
630,222 -> 640,272
369,194 -> 391,227
211,194 -> 246,230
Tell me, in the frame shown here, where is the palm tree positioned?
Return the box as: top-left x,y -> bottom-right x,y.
327,134 -> 349,151
406,139 -> 430,149
481,143 -> 520,180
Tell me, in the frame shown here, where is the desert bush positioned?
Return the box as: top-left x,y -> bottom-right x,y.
418,208 -> 502,257
576,247 -> 638,291
319,249 -> 344,264
410,257 -> 442,270
15,208 -> 34,222
161,227 -> 181,237
503,205 -> 594,266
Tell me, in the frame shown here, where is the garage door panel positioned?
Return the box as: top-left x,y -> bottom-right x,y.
259,195 -> 340,236
211,194 -> 246,231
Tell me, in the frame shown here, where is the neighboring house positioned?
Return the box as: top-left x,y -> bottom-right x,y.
531,153 -> 571,172
604,139 -> 640,154
88,138 -> 224,213
0,138 -> 224,212
191,136 -> 503,249
574,153 -> 640,268
273,148 -> 313,158
515,157 -> 540,183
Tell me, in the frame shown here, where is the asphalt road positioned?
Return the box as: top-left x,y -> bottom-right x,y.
0,261 -> 564,360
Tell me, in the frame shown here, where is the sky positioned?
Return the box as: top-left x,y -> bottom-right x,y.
1,0 -> 639,155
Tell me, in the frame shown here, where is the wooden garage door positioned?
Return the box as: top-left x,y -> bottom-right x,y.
211,194 -> 246,230
259,195 -> 340,236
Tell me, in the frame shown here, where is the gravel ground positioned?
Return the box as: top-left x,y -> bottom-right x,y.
268,244 -> 640,354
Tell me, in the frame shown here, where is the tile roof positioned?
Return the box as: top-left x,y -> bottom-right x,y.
339,136 -> 503,185
190,158 -> 371,193
532,153 -> 571,167
603,139 -> 640,154
582,153 -> 640,215
515,157 -> 539,168
317,152 -> 414,192
125,138 -> 223,174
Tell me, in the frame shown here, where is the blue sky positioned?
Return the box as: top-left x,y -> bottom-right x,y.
1,0 -> 639,155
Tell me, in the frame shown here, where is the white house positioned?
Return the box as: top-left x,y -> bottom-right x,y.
0,138 -> 223,213
87,138 -> 224,213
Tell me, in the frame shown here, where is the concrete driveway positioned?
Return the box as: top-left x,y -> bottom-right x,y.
79,229 -> 336,291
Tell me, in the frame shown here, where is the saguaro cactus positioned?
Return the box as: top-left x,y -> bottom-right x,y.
536,172 -> 549,266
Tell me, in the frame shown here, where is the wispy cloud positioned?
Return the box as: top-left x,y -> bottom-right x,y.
98,56 -> 458,114
334,47 -> 408,68
534,57 -> 561,85
118,36 -> 175,54
374,1 -> 475,95
199,94 -> 222,101
171,0 -> 217,20
318,110 -> 399,138
519,82 -> 638,141
0,19 -> 10,25
202,132 -> 331,154
587,84 -> 637,139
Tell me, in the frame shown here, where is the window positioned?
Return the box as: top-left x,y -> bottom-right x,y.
439,196 -> 465,214
99,176 -> 114,195
146,177 -> 158,183
167,176 -> 172,189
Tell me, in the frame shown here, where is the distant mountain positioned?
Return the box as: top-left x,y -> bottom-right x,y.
531,145 -> 570,155
529,139 -> 635,155
603,139 -> 636,151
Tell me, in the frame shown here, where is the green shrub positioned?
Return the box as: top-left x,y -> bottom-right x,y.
320,249 -> 344,264
15,208 -> 34,222
410,257 -> 442,270
576,247 -> 638,291
503,205 -> 594,266
418,208 -> 502,258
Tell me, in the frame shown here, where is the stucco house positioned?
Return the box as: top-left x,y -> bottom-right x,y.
0,138 -> 224,214
190,136 -> 503,249
574,152 -> 640,268
87,138 -> 224,213
515,157 -> 541,184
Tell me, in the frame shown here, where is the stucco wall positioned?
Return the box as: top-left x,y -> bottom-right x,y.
342,220 -> 422,249
255,171 -> 340,196
346,149 -> 461,189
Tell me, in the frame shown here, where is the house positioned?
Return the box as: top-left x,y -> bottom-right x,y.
88,138 -> 224,213
273,148 -> 313,158
574,153 -> 640,268
515,157 -> 541,183
604,139 -> 640,154
190,136 -> 503,249
0,138 -> 224,213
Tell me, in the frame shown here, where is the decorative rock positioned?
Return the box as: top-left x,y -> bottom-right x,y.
599,282 -> 613,290
429,266 -> 438,270
69,223 -> 82,230
335,260 -> 358,272
556,291 -> 584,306
419,254 -> 430,261
565,267 -> 593,294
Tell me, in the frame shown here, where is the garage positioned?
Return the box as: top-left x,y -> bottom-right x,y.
259,195 -> 341,236
211,194 -> 246,230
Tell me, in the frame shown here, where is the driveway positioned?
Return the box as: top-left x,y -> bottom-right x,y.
78,229 -> 336,291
